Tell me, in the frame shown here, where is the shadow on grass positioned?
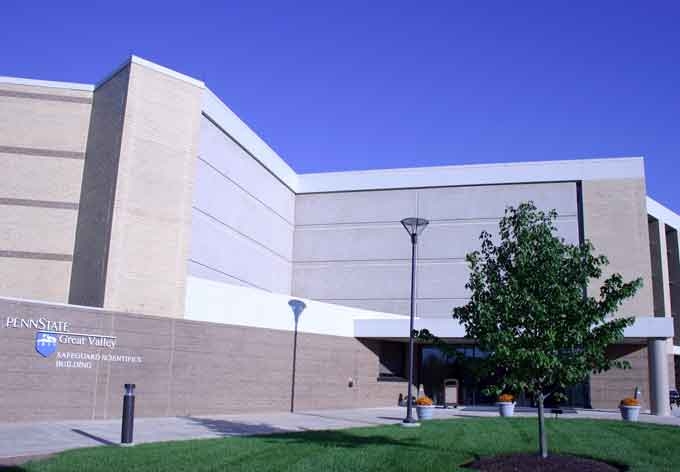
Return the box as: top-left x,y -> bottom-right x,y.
259,428 -> 428,450
294,412 -> 394,426
461,452 -> 629,471
0,418 -> 295,471
0,455 -> 56,472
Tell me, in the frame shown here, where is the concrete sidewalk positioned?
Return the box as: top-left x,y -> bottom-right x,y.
1,406 -> 679,466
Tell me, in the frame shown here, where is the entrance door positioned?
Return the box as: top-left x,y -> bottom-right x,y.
420,345 -> 494,406
420,345 -> 591,408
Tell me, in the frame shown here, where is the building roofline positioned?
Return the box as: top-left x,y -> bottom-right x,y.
202,88 -> 299,191
296,157 -> 645,193
96,55 -> 205,89
647,196 -> 680,231
0,75 -> 94,91
0,57 -> 651,195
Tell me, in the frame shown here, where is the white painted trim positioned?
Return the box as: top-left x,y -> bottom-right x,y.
0,76 -> 94,92
354,318 -> 467,339
297,157 -> 645,193
624,316 -> 675,338
354,315 -> 674,339
185,276 -> 404,337
130,56 -> 204,88
95,55 -> 205,90
647,197 -> 680,231
201,89 -> 299,190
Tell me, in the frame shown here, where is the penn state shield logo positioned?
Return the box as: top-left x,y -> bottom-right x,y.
35,331 -> 58,357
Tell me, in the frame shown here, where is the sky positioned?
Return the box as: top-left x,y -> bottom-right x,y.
2,1 -> 679,212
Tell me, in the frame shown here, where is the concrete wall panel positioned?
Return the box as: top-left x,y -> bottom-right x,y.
199,116 -> 294,222
192,116 -> 295,293
190,210 -> 291,293
294,223 -> 411,262
295,189 -> 417,226
319,297 -> 465,318
293,260 -> 470,302
193,159 -> 293,259
293,182 -> 578,316
187,260 -> 253,289
417,182 -> 577,220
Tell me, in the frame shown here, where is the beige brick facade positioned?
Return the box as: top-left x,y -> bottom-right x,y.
581,179 -> 655,317
69,61 -> 203,318
102,62 -> 202,318
0,81 -> 92,303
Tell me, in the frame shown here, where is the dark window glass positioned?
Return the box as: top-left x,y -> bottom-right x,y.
378,342 -> 406,379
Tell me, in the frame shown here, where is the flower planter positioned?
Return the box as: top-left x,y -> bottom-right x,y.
620,405 -> 641,422
497,402 -> 515,417
416,405 -> 434,420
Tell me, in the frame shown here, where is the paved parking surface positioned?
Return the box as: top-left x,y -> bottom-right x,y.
1,406 -> 679,465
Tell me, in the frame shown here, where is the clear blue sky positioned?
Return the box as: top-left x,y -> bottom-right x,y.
2,1 -> 678,212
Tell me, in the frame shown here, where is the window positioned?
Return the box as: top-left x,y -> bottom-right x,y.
378,341 -> 407,380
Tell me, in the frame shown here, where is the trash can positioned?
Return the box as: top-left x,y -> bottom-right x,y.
444,379 -> 459,408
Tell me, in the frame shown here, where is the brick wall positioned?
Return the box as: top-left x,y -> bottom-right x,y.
0,297 -> 404,422
589,344 -> 648,409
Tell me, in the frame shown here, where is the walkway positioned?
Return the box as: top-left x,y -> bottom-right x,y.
1,406 -> 679,466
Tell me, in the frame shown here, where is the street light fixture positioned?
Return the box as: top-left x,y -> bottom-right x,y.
288,299 -> 306,413
400,217 -> 429,426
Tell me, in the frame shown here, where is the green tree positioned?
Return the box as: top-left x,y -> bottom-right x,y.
452,202 -> 641,458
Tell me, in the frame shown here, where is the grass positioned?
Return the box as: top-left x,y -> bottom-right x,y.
12,418 -> 680,472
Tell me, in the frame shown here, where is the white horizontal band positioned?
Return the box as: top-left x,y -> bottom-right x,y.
0,76 -> 94,91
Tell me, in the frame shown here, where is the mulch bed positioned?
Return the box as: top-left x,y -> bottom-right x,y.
465,453 -> 624,471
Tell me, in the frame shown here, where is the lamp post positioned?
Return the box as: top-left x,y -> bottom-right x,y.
288,299 -> 306,413
400,217 -> 429,426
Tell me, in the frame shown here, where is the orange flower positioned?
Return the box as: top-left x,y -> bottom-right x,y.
415,396 -> 433,406
498,393 -> 514,403
620,397 -> 640,406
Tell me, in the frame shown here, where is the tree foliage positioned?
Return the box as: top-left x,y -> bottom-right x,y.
451,202 -> 642,400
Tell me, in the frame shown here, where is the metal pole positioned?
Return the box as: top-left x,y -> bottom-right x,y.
404,233 -> 417,424
121,383 -> 135,444
290,320 -> 299,413
538,392 -> 548,458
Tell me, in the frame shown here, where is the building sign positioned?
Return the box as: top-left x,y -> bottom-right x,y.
4,316 -> 142,369
35,331 -> 58,357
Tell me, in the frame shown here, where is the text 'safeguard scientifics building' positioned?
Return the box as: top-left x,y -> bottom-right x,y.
0,56 -> 678,422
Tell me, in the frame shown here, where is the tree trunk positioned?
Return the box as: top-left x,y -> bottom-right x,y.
537,392 -> 548,458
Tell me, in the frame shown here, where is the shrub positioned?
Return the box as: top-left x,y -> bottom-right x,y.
498,393 -> 514,403
415,396 -> 433,406
620,397 -> 641,407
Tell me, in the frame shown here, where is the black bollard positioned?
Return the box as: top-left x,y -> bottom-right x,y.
121,384 -> 136,444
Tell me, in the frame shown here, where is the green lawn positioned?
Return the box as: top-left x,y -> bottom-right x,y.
15,418 -> 680,472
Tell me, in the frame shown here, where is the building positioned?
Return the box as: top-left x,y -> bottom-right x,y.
0,56 -> 677,422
